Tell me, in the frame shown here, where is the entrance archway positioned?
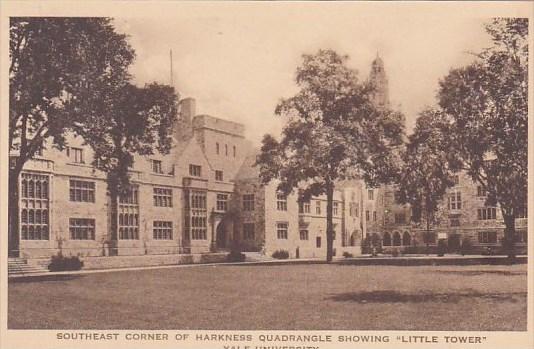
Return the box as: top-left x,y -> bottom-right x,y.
216,221 -> 227,249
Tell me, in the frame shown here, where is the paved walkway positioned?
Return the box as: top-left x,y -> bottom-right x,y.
7,254 -> 527,279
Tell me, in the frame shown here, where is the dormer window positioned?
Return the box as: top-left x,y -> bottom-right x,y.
67,147 -> 84,164
151,159 -> 163,174
189,164 -> 201,177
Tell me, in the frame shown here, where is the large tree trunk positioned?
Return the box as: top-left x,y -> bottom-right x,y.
502,210 -> 516,262
8,167 -> 22,257
326,183 -> 334,263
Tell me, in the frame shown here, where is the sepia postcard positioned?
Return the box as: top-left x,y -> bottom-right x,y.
0,1 -> 533,349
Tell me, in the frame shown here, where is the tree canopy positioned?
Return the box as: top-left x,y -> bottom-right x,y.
256,49 -> 405,261
437,18 -> 528,258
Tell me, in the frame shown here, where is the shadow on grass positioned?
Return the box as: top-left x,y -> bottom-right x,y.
8,274 -> 84,283
327,290 -> 526,304
433,270 -> 526,276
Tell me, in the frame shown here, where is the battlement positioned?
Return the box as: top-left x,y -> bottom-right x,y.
192,114 -> 245,138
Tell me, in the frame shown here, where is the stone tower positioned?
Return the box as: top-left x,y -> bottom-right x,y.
369,53 -> 389,108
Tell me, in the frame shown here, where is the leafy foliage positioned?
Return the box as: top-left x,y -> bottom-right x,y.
256,50 -> 404,262
437,18 -> 528,258
397,108 -> 458,228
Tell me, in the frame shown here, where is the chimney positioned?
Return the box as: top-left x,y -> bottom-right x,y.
174,97 -> 196,141
179,98 -> 196,125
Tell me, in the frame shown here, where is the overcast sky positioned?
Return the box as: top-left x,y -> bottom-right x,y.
113,4 -> 494,144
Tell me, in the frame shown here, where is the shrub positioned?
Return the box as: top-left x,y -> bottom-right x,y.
226,250 -> 246,262
272,249 -> 289,259
48,253 -> 83,272
342,251 -> 353,258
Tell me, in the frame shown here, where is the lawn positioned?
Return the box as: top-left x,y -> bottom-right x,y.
8,263 -> 527,330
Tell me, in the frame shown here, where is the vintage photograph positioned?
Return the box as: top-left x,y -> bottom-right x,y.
1,1 -> 531,347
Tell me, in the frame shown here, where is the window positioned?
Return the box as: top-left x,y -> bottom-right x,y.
393,232 -> 401,246
478,231 -> 497,244
153,187 -> 172,207
153,221 -> 173,240
233,145 -> 236,157
366,210 -> 370,221
277,222 -> 288,239
453,175 -> 460,185
69,180 -> 95,203
394,213 -> 406,224
450,218 -> 460,227
216,142 -> 220,155
515,230 -> 528,243
316,201 -> 321,215
299,201 -> 311,214
383,232 -> 391,246
333,202 -> 339,216
368,189 -> 374,200
394,191 -> 402,203
188,190 -> 207,240
243,194 -> 255,211
402,232 -> 411,246
478,207 -> 497,220
189,164 -> 201,177
118,187 -> 139,240
373,211 -> 377,222
516,207 -> 527,219
349,202 -> 359,217
316,236 -> 322,248
477,186 -> 486,197
69,218 -> 95,240
243,223 -> 255,240
216,193 -> 228,212
67,147 -> 85,164
300,230 -> 309,240
277,193 -> 287,211
225,144 -> 228,156
448,191 -> 462,210
151,159 -> 163,174
215,170 -> 224,181
20,173 -> 50,240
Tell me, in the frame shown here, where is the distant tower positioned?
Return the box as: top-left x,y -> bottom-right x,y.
369,53 -> 389,108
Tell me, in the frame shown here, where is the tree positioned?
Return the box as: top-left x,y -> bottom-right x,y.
75,82 -> 178,252
397,108 -> 459,251
437,18 -> 528,259
256,50 -> 404,262
9,17 -> 134,256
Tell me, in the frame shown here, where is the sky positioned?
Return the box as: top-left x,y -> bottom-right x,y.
113,3 -> 494,145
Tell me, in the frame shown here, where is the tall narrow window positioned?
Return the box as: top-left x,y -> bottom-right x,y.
368,189 -> 374,200
118,186 -> 139,240
316,201 -> 321,215
215,170 -> 224,181
448,191 -> 462,210
216,193 -> 228,212
188,190 -> 207,240
20,172 -> 50,240
277,193 -> 287,211
216,142 -> 220,155
233,145 -> 236,157
151,159 -> 163,174
276,222 -> 288,239
243,194 -> 255,211
333,202 -> 339,216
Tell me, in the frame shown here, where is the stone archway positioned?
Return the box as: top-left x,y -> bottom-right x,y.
215,220 -> 227,249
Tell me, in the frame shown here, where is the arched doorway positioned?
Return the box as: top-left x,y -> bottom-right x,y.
216,221 -> 227,249
383,232 -> 391,246
403,231 -> 411,246
393,232 -> 401,246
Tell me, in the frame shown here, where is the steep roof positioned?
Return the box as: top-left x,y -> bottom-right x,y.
235,148 -> 260,180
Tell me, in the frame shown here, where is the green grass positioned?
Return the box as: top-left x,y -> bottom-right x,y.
8,263 -> 527,330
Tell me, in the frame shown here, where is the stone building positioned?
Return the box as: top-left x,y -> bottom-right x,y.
9,56 -> 527,261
